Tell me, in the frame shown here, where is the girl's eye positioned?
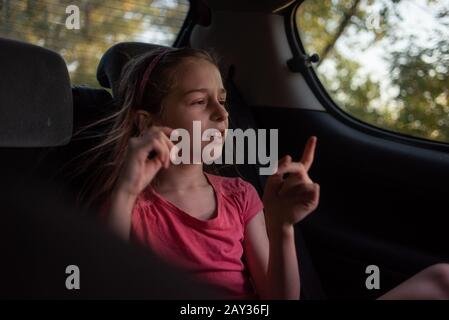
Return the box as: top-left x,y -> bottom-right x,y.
192,100 -> 206,105
190,99 -> 226,106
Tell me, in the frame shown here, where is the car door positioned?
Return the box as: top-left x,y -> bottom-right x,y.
250,0 -> 449,299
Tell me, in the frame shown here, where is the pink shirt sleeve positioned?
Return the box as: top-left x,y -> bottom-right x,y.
238,178 -> 264,225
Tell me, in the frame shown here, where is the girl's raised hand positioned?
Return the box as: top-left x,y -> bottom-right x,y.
115,126 -> 175,197
263,136 -> 320,229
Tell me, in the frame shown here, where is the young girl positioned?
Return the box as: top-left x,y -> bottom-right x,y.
87,47 -> 449,300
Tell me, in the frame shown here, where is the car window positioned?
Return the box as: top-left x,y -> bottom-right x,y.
296,0 -> 449,143
0,0 -> 190,87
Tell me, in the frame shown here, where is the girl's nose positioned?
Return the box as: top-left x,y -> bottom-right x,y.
212,100 -> 229,122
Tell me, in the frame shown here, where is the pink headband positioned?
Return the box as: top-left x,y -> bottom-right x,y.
137,49 -> 171,105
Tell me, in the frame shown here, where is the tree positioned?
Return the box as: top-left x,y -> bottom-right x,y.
296,0 -> 449,143
0,0 -> 189,87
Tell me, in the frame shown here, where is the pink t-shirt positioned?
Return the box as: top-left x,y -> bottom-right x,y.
130,172 -> 264,299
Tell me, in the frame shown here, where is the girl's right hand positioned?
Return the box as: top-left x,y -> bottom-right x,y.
115,126 -> 175,197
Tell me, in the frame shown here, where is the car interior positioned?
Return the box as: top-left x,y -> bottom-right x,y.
1,0 -> 448,300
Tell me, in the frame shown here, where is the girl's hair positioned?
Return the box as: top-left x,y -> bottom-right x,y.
70,47 -> 223,212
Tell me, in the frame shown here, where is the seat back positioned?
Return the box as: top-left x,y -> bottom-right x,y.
0,38 -> 73,185
0,38 -> 72,148
46,86 -> 115,201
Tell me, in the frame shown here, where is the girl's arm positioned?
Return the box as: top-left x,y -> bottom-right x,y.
244,210 -> 300,300
106,188 -> 138,241
245,136 -> 319,300
105,125 -> 175,240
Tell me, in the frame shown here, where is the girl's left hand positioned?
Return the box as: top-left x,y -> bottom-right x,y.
263,136 -> 320,230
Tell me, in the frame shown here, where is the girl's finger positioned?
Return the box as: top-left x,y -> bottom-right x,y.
288,183 -> 318,203
265,155 -> 291,192
152,126 -> 175,138
279,167 -> 313,194
275,161 -> 307,178
266,160 -> 306,195
138,129 -> 168,154
159,134 -> 176,167
140,126 -> 173,141
149,138 -> 169,167
278,178 -> 302,196
160,132 -> 176,150
272,155 -> 294,176
300,136 -> 317,172
154,138 -> 169,168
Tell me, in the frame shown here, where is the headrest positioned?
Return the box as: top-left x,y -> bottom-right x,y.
0,38 -> 73,147
96,42 -> 170,96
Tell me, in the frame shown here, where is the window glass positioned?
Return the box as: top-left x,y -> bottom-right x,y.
0,0 -> 190,86
296,0 -> 449,142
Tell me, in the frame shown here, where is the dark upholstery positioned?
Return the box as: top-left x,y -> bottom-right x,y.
97,42 -> 171,96
72,86 -> 115,130
44,86 -> 115,204
0,38 -> 72,147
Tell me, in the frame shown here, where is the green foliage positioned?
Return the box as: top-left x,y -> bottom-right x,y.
0,0 -> 189,87
297,0 -> 449,143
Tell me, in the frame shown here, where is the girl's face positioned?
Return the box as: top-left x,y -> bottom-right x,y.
159,58 -> 228,133
153,58 -> 229,162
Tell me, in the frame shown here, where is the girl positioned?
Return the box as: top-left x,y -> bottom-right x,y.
85,47 -> 449,300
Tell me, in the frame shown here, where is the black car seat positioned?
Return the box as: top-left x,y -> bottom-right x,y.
0,37 -> 72,185
47,85 -> 115,204
0,37 -> 220,299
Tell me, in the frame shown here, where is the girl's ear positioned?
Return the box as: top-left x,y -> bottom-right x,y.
135,110 -> 153,134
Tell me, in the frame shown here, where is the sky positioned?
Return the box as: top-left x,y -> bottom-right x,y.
316,0 -> 448,113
